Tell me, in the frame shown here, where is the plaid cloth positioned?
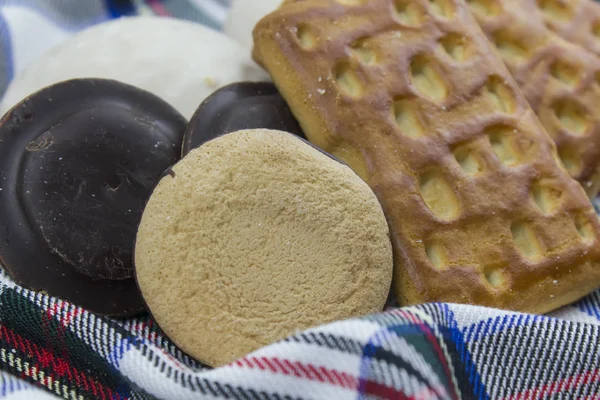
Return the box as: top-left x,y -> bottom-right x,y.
2,1 -> 600,399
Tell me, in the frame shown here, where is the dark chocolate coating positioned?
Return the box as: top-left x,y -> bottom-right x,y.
182,82 -> 305,155
0,78 -> 186,316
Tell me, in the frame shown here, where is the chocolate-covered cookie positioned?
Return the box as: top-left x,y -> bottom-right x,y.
0,78 -> 186,316
182,82 -> 304,154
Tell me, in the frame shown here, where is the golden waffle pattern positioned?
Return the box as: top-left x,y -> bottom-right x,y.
532,0 -> 600,57
468,0 -> 600,198
253,0 -> 600,313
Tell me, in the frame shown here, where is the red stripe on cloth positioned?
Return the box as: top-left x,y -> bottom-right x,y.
331,369 -> 352,388
260,357 -> 279,373
237,355 -> 437,399
75,369 -> 88,392
129,320 -> 160,343
253,357 -> 267,370
238,356 -> 358,389
502,369 -> 600,400
145,0 -> 171,16
0,325 -> 126,400
294,362 -> 314,380
307,364 -> 327,382
360,379 -> 413,400
316,365 -> 336,385
45,303 -> 82,328
271,357 -> 292,375
234,353 -> 448,398
282,359 -> 303,378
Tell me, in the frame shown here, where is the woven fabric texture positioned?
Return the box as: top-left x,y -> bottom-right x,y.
2,267 -> 600,399
2,1 -> 600,399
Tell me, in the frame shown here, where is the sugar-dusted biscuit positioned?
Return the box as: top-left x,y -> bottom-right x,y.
467,0 -> 600,198
135,129 -> 393,367
253,0 -> 600,313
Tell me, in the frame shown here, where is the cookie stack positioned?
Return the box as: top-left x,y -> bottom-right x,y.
252,0 -> 600,314
2,0 -> 600,368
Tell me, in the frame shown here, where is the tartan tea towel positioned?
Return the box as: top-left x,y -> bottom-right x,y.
2,267 -> 600,399
2,0 -> 600,399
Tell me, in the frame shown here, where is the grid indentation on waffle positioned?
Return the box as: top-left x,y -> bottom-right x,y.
551,98 -> 591,136
484,76 -> 517,114
593,20 -> 600,38
335,0 -> 366,5
439,33 -> 474,62
528,0 -> 600,58
393,0 -> 428,26
537,0 -> 574,23
452,142 -> 484,176
350,37 -> 378,64
427,0 -> 455,18
409,54 -> 448,103
254,0 -> 600,304
393,98 -> 425,138
550,59 -> 581,87
467,0 -> 600,190
294,24 -> 317,49
466,0 -> 502,17
346,1 -> 585,261
419,170 -> 460,220
531,179 -> 563,214
492,29 -> 534,65
575,213 -> 595,242
334,61 -> 364,98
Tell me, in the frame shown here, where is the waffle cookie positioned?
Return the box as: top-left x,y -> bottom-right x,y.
253,0 -> 600,313
467,0 -> 600,198
530,0 -> 600,57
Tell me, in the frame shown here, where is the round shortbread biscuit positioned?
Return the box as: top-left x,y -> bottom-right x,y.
135,129 -> 392,367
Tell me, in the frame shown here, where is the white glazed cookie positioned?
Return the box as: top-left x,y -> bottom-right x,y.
0,17 -> 268,119
135,129 -> 393,367
224,0 -> 283,48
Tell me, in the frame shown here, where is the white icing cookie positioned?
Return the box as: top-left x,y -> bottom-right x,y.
0,17 -> 269,119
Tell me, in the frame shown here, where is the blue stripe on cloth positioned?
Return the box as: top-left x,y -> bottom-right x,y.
0,11 -> 12,100
0,371 -> 35,396
108,334 -> 144,369
103,0 -> 136,18
577,291 -> 600,321
0,0 -> 111,32
464,312 -> 549,343
440,304 -> 489,400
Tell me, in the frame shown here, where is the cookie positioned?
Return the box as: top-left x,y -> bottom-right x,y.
467,0 -> 600,198
0,78 -> 186,316
253,0 -> 600,313
224,0 -> 283,48
0,17 -> 269,119
532,0 -> 600,58
135,129 -> 392,366
182,82 -> 304,154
